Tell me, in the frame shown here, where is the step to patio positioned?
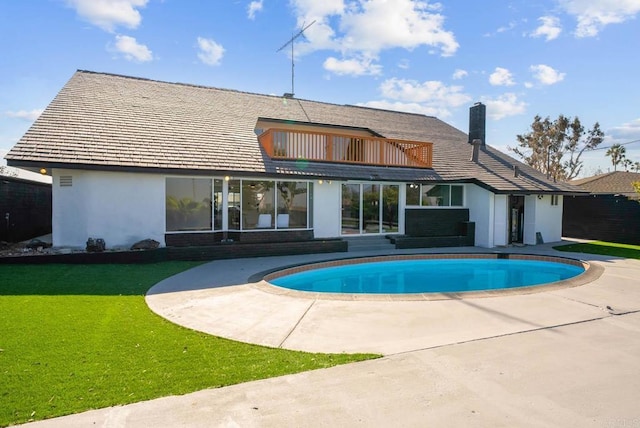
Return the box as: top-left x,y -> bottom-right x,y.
344,236 -> 396,253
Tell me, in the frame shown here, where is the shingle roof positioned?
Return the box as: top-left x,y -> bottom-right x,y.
6,70 -> 583,194
571,171 -> 640,198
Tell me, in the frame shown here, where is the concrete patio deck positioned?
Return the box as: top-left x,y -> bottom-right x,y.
143,243 -> 632,355
18,241 -> 640,427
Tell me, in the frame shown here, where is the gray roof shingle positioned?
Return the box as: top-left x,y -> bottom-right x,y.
6,70 -> 583,194
571,171 -> 640,198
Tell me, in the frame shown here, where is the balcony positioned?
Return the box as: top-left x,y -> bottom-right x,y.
258,128 -> 433,169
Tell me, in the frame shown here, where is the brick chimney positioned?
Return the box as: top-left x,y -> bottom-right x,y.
468,102 -> 486,146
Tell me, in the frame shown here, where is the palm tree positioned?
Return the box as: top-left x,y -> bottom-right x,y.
605,144 -> 626,171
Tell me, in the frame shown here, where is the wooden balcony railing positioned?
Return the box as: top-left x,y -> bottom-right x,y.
259,128 -> 433,168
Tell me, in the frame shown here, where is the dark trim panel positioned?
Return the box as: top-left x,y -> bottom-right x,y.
165,230 -> 315,247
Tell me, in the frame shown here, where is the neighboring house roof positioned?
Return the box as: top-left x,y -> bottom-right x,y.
0,173 -> 52,187
5,70 -> 583,194
571,171 -> 640,199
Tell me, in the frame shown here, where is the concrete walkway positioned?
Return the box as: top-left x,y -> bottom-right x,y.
18,241 -> 640,427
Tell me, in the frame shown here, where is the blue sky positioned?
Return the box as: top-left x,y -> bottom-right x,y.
1,0 -> 639,179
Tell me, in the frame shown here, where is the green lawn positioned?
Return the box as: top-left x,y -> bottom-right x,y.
554,240 -> 640,260
0,263 -> 377,426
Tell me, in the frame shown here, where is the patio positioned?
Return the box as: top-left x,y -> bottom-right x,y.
20,240 -> 640,427
145,242 -> 637,355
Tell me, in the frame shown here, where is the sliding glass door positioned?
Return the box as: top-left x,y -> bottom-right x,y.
341,183 -> 399,235
382,185 -> 399,233
341,184 -> 361,235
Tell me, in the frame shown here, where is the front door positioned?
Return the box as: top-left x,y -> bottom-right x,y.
341,183 -> 399,235
509,195 -> 524,244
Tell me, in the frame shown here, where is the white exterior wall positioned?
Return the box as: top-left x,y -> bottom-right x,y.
52,169 -> 165,248
50,167 -> 562,249
313,181 -> 341,238
524,194 -> 563,244
493,194 -> 509,246
523,195 -> 537,245
466,184 -> 494,248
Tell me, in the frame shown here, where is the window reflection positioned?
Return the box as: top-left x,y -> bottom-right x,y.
166,178 -> 212,231
227,180 -> 241,230
166,178 -> 311,232
242,180 -> 275,229
277,181 -> 308,228
405,183 -> 464,207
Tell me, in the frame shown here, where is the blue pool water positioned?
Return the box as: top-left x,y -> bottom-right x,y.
269,259 -> 584,294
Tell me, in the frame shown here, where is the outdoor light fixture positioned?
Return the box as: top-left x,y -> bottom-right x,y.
318,179 -> 323,184
224,175 -> 231,182
39,168 -> 47,175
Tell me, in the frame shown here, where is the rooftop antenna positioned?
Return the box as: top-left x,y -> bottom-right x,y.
276,20 -> 315,98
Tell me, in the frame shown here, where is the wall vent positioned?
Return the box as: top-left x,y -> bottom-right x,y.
59,176 -> 73,187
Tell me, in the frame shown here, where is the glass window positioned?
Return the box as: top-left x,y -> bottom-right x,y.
382,185 -> 399,233
341,183 -> 361,234
410,184 -> 464,207
308,182 -> 314,228
362,184 -> 380,234
422,184 -> 449,206
213,179 -> 223,230
242,180 -> 275,229
406,183 -> 420,206
166,178 -> 212,231
277,181 -> 308,229
451,185 -> 464,206
227,180 -> 241,230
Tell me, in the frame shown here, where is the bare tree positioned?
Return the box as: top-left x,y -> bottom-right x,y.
510,115 -> 603,181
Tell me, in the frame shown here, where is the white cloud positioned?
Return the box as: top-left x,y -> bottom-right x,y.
380,78 -> 471,106
66,0 -> 148,32
397,59 -> 410,69
452,69 -> 468,80
4,109 -> 43,121
197,37 -> 225,66
291,0 -> 344,19
247,0 -> 263,20
497,21 -> 517,33
559,0 -> 640,37
482,93 -> 527,120
359,78 -> 471,118
484,20 -> 518,37
530,64 -> 565,85
607,118 -> 640,141
489,67 -> 515,86
338,0 -> 458,56
530,15 -> 562,41
323,56 -> 382,76
290,0 -> 458,76
113,35 -> 152,62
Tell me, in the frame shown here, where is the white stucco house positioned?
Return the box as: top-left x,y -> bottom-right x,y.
5,71 -> 583,250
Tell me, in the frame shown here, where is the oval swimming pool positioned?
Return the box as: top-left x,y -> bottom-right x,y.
266,256 -> 586,295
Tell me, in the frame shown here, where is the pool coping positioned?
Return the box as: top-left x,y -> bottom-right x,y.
252,253 -> 605,301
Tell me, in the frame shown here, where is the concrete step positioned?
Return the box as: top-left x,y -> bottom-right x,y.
344,236 -> 396,252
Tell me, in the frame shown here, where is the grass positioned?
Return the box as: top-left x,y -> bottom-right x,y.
0,263 -> 377,426
554,240 -> 640,260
